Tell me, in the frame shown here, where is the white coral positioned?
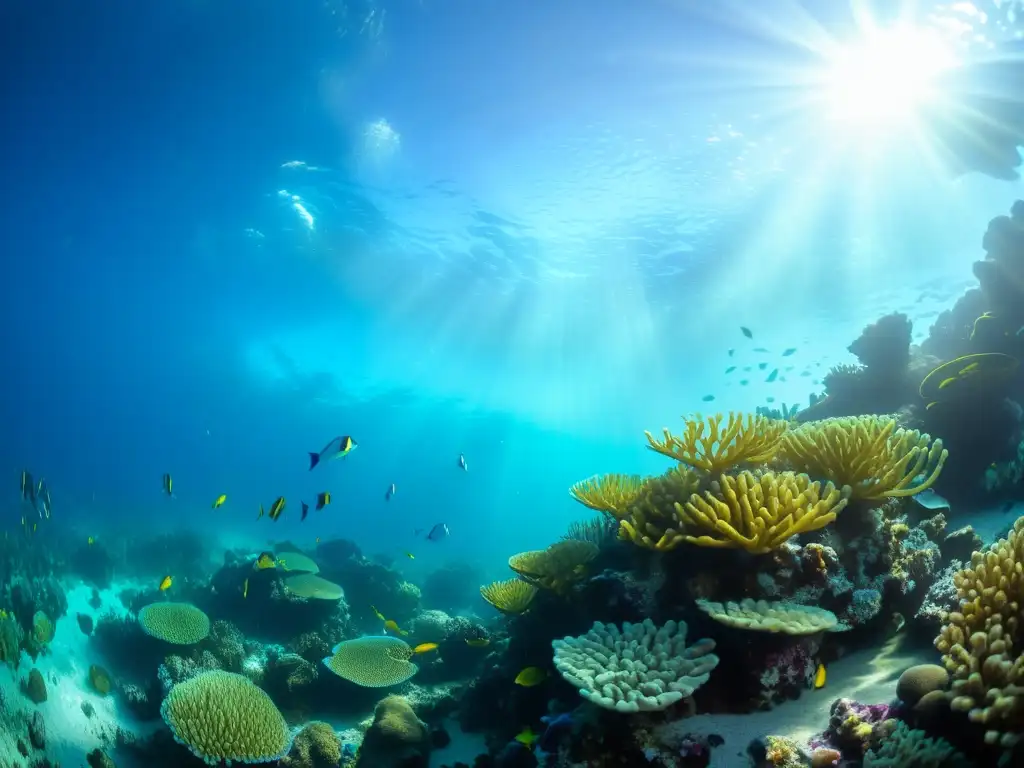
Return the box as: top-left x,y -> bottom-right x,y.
551,618 -> 718,713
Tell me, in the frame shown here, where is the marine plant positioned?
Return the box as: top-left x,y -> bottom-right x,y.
479,578 -> 537,614
644,411 -> 789,473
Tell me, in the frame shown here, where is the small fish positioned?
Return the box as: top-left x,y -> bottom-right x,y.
938,377 -> 957,390
385,483 -> 396,501
765,368 -> 778,383
404,552 -> 415,560
87,536 -> 95,546
724,366 -> 736,374
913,489 -> 951,511
727,348 -> 735,357
301,501 -> 309,522
766,397 -> 775,403
782,347 -> 797,356
257,503 -> 265,520
254,552 -> 277,570
515,666 -> 547,687
268,496 -> 286,521
308,435 -> 356,470
159,575 -> 173,591
162,473 -> 174,497
465,637 -> 490,648
758,362 -> 768,370
413,642 -> 438,654
701,394 -> 715,402
753,347 -> 769,353
814,663 -> 826,689
316,491 -> 331,510
371,605 -> 386,622
20,470 -> 36,507
316,537 -> 320,543
243,578 -> 249,599
458,453 -> 468,471
959,363 -> 980,375
212,494 -> 227,509
739,379 -> 749,386
426,523 -> 450,542
515,727 -> 539,748
740,326 -> 753,339
926,401 -> 939,410
384,619 -> 408,636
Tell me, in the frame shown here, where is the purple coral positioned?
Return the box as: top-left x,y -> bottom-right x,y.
813,697 -> 893,757
758,641 -> 817,706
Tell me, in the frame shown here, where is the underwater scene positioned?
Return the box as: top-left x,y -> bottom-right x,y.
7,1 -> 1024,767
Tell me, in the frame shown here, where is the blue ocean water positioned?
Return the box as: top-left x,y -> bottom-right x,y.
0,0 -> 1019,577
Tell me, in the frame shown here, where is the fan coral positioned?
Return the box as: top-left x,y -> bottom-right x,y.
645,412 -> 788,473
322,635 -> 418,687
479,578 -> 537,615
551,618 -> 718,713
160,669 -> 292,764
137,602 -> 211,645
508,539 -> 598,592
935,516 -> 1024,747
569,474 -> 647,516
778,416 -> 948,500
696,598 -> 841,635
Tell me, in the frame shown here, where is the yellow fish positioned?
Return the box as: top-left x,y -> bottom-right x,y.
268,496 -> 286,521
959,362 -> 980,375
465,638 -> 490,648
514,666 -> 546,687
159,575 -> 173,591
413,642 -> 438,654
212,494 -> 227,509
514,727 -> 538,748
243,578 -> 249,599
254,552 -> 277,570
384,619 -> 408,636
87,536 -> 95,546
937,377 -> 957,390
925,401 -> 939,410
814,663 -> 826,689
371,606 -> 386,622
404,552 -> 415,560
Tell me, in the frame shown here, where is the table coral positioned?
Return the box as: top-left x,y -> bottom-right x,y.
137,602 -> 211,645
322,636 -> 418,687
479,578 -> 537,614
696,598 -> 841,634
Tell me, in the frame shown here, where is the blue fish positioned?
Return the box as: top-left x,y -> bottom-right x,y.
308,435 -> 357,470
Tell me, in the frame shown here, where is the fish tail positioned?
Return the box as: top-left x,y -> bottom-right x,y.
308,452 -> 320,471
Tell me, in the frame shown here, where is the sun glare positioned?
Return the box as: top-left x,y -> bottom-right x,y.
822,25 -> 958,130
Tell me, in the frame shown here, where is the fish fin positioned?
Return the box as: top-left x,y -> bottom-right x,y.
308,452 -> 320,471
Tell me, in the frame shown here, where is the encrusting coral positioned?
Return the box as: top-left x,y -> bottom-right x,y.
935,515 -> 1024,747
777,416 -> 948,500
551,618 -> 718,713
696,598 -> 842,635
644,412 -> 789,473
478,578 -> 537,614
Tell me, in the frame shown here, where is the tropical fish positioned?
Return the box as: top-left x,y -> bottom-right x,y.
514,667 -> 547,687
426,523 -> 450,542
243,578 -> 249,599
925,401 -> 939,410
727,348 -> 735,357
740,326 -> 753,339
814,663 -> 826,689
465,637 -> 490,648
725,366 -> 736,373
301,501 -> 309,522
384,619 -> 408,636
316,491 -> 331,510
758,362 -> 768,370
938,377 -> 957,390
308,435 -> 356,470
87,536 -> 95,546
515,727 -> 539,748
782,347 -> 797,356
159,575 -> 173,591
458,453 -> 468,471
254,552 -> 277,570
413,642 -> 438,654
162,473 -> 174,497
959,362 -> 980,375
701,394 -> 715,402
739,379 -> 749,386
404,552 -> 415,560
257,503 -> 265,520
212,494 -> 227,509
385,483 -> 396,501
20,470 -> 36,507
753,347 -> 769,353
765,369 -> 779,383
371,606 -> 387,622
766,396 -> 775,403
268,497 -> 286,521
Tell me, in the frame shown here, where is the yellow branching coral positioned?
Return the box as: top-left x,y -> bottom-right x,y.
617,465 -> 703,551
674,471 -> 851,554
645,412 -> 788,473
935,516 -> 1024,747
509,540 -> 598,592
569,473 -> 647,517
479,578 -> 537,614
778,416 -> 948,500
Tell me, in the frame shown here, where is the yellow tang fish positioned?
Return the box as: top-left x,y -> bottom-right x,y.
254,552 -> 277,570
212,494 -> 227,509
937,377 -> 957,390
384,619 -> 408,636
243,578 -> 249,599
413,642 -> 438,654
465,637 -> 490,648
814,663 -> 826,689
514,666 -> 547,687
159,575 -> 173,591
268,496 -> 286,521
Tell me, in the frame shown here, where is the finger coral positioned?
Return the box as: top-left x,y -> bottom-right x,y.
508,539 -> 598,592
616,465 -> 702,551
138,602 -> 211,645
479,578 -> 537,614
569,473 -> 647,516
935,516 -> 1024,747
322,635 -> 418,687
552,618 -> 718,713
160,669 -> 292,764
696,598 -> 842,634
645,412 -> 789,473
778,416 -> 948,500
672,471 -> 851,554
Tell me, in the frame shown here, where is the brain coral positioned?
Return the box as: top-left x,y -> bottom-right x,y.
322,636 -> 418,687
138,602 -> 211,645
160,670 -> 292,764
552,618 -> 719,713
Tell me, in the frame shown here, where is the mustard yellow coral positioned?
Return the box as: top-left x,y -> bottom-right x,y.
616,465 -> 702,550
645,412 -> 788,473
672,471 -> 850,554
935,516 -> 1024,747
508,540 -> 598,592
569,473 -> 647,516
778,416 -> 947,500
137,602 -> 210,645
479,578 -> 537,614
